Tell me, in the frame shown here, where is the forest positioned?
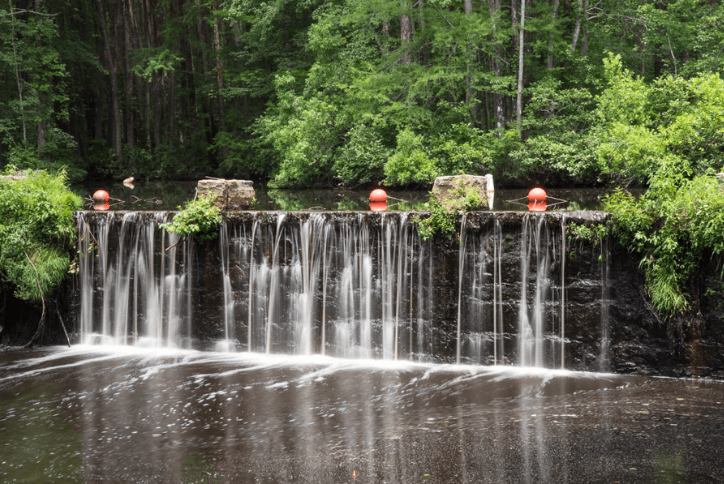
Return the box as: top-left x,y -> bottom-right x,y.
1,0 -> 722,188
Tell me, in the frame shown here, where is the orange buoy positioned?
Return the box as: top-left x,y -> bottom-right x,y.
370,189 -> 387,203
93,189 -> 110,202
528,187 -> 547,203
93,202 -> 110,211
528,201 -> 547,212
370,202 -> 387,212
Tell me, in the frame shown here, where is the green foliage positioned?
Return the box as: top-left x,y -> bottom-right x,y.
131,48 -> 184,81
567,222 -> 610,245
605,176 -> 724,317
415,181 -> 484,241
160,194 -> 222,243
334,124 -> 390,185
591,56 -> 724,186
384,129 -> 438,186
0,169 -> 81,302
2,0 -> 724,187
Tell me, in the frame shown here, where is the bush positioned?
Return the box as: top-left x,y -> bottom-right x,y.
384,129 -> 438,186
605,174 -> 724,317
159,194 -> 222,243
0,168 -> 81,303
415,180 -> 484,241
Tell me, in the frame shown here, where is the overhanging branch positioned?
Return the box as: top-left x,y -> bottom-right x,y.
0,9 -> 59,18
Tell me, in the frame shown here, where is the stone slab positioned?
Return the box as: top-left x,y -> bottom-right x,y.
431,174 -> 491,210
196,179 -> 255,210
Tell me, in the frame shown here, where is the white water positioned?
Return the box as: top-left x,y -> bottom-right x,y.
78,212 -> 194,348
77,211 -> 601,368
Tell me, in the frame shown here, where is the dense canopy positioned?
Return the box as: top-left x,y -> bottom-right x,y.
0,0 -> 722,187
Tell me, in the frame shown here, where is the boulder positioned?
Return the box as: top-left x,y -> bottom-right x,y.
196,179 -> 255,210
197,179 -> 228,210
431,174 -> 492,210
226,180 -> 255,210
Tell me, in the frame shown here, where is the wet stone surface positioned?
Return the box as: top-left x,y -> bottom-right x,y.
2,347 -> 724,483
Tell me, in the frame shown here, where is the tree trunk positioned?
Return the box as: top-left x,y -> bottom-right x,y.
97,0 -> 123,161
400,1 -> 411,63
37,108 -> 47,150
35,0 -> 47,151
122,0 -> 135,163
154,83 -> 162,153
195,1 -> 214,148
488,0 -> 504,131
9,4 -> 27,145
418,0 -> 425,32
547,0 -> 559,69
571,0 -> 582,54
581,0 -> 589,56
464,0 -> 476,124
95,89 -> 104,140
212,1 -> 225,132
512,0 -> 518,56
23,251 -> 46,348
516,0 -> 526,129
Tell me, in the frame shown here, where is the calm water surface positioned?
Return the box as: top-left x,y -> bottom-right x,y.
1,346 -> 723,483
72,181 -> 619,212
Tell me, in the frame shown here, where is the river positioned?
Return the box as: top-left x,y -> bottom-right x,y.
1,346 -> 723,483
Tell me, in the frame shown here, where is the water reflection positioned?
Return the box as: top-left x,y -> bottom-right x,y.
1,347 -> 723,482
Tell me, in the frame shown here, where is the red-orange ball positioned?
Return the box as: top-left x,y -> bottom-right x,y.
369,189 -> 387,202
527,187 -> 547,202
93,202 -> 110,211
93,189 -> 110,202
369,202 -> 388,212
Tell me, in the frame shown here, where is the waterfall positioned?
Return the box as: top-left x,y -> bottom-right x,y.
560,215 -> 566,369
76,210 -> 588,367
78,211 -> 194,347
219,222 -> 235,350
599,236 -> 611,372
456,214 -> 467,364
493,219 -> 504,364
518,215 -> 534,366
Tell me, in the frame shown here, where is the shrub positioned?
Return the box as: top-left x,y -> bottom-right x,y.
415,180 -> 484,241
159,194 -> 222,243
605,174 -> 724,317
0,168 -> 81,303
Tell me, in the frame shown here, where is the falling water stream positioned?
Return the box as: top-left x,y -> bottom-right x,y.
76,211 -> 599,368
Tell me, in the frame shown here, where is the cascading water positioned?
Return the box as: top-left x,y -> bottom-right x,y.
599,236 -> 611,372
77,211 -> 194,347
77,210 -> 593,368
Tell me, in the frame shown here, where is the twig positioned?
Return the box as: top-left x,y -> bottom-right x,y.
24,251 -> 46,348
0,9 -> 59,18
55,303 -> 71,347
639,286 -> 664,326
130,195 -> 161,204
82,227 -> 99,248
433,6 -> 455,28
165,237 -> 184,252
